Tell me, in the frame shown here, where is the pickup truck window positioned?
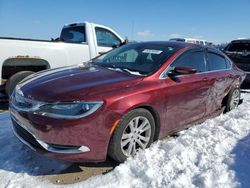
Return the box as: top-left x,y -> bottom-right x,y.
95,27 -> 121,47
60,26 -> 86,43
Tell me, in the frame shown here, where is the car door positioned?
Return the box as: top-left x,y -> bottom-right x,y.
162,48 -> 210,132
203,49 -> 234,115
95,27 -> 122,55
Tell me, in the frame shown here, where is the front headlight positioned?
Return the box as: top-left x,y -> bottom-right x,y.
35,102 -> 103,119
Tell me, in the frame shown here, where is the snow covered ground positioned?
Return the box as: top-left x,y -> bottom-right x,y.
1,91 -> 250,188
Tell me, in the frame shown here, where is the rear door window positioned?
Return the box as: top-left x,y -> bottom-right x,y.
170,50 -> 206,73
207,52 -> 229,71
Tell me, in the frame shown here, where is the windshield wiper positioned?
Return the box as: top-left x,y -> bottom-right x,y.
96,64 -> 143,76
119,68 -> 132,74
107,67 -> 130,74
120,68 -> 143,76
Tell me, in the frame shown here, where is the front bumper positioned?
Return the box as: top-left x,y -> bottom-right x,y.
9,106 -> 117,162
11,115 -> 90,154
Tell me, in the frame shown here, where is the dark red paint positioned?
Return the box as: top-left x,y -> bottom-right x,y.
10,42 -> 246,162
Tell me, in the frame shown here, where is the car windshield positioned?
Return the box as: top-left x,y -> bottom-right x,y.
92,43 -> 177,75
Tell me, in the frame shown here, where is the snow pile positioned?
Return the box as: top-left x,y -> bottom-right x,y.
77,92 -> 250,188
0,92 -> 250,188
0,113 -> 70,187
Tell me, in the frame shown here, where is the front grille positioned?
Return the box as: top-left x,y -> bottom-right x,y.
12,119 -> 44,150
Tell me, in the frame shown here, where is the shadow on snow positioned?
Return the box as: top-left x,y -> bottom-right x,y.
230,133 -> 250,188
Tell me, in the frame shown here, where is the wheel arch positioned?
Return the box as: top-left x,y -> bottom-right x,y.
222,83 -> 241,113
2,57 -> 50,80
133,105 -> 161,141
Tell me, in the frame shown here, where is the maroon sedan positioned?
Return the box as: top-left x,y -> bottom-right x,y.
10,42 -> 245,163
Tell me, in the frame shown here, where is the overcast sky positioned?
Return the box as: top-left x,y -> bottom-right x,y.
0,0 -> 249,44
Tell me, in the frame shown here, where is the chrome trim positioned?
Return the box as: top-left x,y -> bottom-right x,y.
245,71 -> 250,74
11,124 -> 37,151
36,139 -> 90,154
160,68 -> 233,80
11,114 -> 90,154
159,48 -> 233,79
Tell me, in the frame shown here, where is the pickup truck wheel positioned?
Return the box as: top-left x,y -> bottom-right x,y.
5,71 -> 34,97
108,108 -> 155,163
224,87 -> 241,112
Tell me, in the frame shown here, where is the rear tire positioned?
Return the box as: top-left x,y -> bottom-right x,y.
224,87 -> 241,112
108,108 -> 155,163
5,71 -> 34,97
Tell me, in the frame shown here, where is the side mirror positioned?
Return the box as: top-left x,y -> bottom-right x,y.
168,66 -> 197,76
51,37 -> 60,41
112,37 -> 129,49
118,37 -> 128,47
124,36 -> 129,44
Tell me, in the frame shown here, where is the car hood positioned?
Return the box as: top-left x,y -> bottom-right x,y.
19,64 -> 143,102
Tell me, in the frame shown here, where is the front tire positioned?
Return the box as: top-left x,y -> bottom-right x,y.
108,108 -> 155,163
5,71 -> 34,97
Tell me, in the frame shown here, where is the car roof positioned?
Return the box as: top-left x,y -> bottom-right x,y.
231,39 -> 250,43
132,41 -> 226,54
135,41 -> 200,49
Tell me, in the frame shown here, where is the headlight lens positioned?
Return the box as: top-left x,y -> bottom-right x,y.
35,102 -> 103,119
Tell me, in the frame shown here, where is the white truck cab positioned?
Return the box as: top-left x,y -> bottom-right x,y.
0,21 -> 124,96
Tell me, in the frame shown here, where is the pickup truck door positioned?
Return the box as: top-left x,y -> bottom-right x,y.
94,27 -> 122,56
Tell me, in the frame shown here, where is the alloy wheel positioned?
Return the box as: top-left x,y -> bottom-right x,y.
120,116 -> 152,157
230,89 -> 240,110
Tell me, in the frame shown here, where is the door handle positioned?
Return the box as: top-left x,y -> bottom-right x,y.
202,77 -> 208,81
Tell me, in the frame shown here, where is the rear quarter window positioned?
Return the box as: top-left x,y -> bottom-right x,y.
207,52 -> 229,71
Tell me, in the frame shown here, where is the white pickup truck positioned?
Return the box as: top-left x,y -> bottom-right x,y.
0,21 -> 124,96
